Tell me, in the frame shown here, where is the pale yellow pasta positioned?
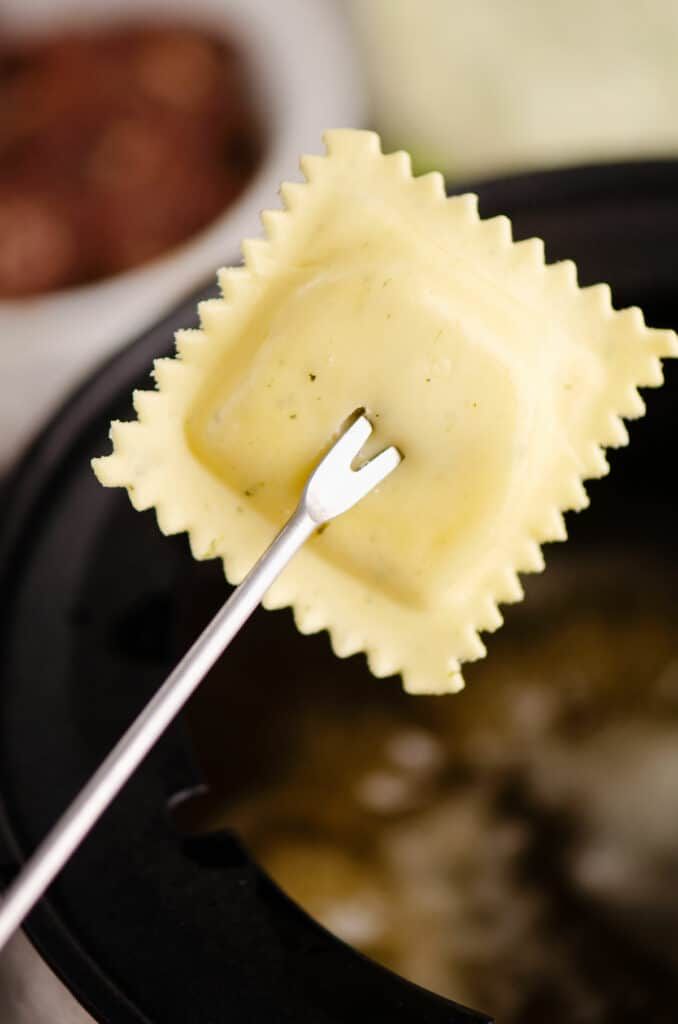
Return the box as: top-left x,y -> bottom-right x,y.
93,130 -> 677,694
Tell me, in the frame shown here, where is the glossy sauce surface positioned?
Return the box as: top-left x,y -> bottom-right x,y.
179,550 -> 678,1022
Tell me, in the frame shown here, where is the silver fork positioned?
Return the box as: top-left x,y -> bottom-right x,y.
0,412 -> 401,951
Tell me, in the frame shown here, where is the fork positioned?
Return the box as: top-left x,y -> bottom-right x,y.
0,412 -> 401,951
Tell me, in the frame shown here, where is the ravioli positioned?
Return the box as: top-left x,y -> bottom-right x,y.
93,130 -> 677,694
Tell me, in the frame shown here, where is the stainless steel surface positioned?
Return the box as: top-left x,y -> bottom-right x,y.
0,412 -> 401,952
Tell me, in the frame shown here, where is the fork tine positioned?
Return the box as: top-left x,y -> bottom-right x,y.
302,413 -> 401,522
334,413 -> 373,460
354,445 -> 402,495
313,413 -> 373,474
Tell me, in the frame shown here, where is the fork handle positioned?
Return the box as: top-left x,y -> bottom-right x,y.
0,505 -> 316,952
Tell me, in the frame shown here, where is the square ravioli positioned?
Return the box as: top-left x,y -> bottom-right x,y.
93,130 -> 677,694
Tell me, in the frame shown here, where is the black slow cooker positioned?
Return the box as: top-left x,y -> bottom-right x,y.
1,161 -> 677,1023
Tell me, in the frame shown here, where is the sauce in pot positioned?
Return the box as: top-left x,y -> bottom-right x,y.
178,549 -> 678,1023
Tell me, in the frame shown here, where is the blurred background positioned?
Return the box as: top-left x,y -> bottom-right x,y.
351,0 -> 678,180
2,3 -> 678,1024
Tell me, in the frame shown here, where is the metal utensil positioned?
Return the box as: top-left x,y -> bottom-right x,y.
0,412 -> 401,951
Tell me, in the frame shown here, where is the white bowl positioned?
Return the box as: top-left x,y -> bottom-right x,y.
0,0 -> 364,471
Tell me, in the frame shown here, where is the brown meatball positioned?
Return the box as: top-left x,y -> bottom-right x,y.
0,24 -> 263,298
